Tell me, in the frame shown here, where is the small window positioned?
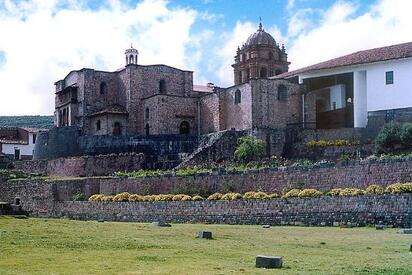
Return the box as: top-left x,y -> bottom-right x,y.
260,67 -> 267,78
278,85 -> 288,101
179,121 -> 190,135
386,71 -> 394,85
145,123 -> 150,136
32,134 -> 37,144
235,89 -> 241,104
100,82 -> 107,94
145,108 -> 149,120
96,120 -> 101,131
159,80 -> 166,94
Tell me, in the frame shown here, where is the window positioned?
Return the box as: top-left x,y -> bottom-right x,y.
386,71 -> 394,85
96,120 -> 101,131
113,122 -> 122,136
145,123 -> 150,136
32,134 -> 37,144
179,121 -> 190,135
235,89 -> 241,104
260,67 -> 267,78
278,85 -> 288,101
238,71 -> 243,83
14,148 -> 20,160
100,82 -> 107,94
145,108 -> 150,120
242,53 -> 246,62
159,80 -> 166,94
268,52 -> 274,60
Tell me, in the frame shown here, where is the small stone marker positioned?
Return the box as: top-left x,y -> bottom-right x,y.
375,224 -> 385,230
262,225 -> 270,229
152,221 -> 172,227
255,255 -> 282,269
399,228 -> 412,234
198,231 -> 213,239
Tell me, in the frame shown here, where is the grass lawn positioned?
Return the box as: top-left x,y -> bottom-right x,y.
0,216 -> 411,274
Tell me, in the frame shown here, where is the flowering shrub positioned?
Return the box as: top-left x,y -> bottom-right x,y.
88,194 -> 104,202
338,188 -> 365,196
365,184 -> 385,195
221,192 -> 243,200
113,192 -> 131,202
207,193 -> 223,201
297,189 -> 323,197
385,183 -> 406,194
128,194 -> 143,202
282,189 -> 301,198
192,195 -> 204,201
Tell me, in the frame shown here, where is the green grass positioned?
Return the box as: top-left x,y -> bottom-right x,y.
0,217 -> 411,274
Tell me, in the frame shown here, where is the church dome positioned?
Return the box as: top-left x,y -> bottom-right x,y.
245,23 -> 276,47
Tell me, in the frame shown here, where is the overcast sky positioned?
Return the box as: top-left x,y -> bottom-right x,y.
1,0 -> 412,115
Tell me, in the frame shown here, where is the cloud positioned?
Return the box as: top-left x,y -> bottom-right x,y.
0,0 -> 198,115
287,0 -> 412,69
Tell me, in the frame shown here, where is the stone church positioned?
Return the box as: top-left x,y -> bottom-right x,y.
53,23 -> 300,137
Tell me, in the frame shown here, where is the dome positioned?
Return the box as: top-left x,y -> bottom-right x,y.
125,44 -> 138,54
245,23 -> 276,47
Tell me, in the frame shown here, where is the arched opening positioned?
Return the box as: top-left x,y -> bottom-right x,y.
238,71 -> 243,83
260,67 -> 268,78
275,69 -> 283,76
179,121 -> 190,135
145,108 -> 149,120
96,120 -> 101,131
159,79 -> 166,94
268,52 -> 274,60
113,122 -> 122,136
130,55 -> 134,64
246,69 -> 250,81
278,85 -> 288,101
235,89 -> 241,104
242,53 -> 246,62
145,123 -> 150,136
100,82 -> 107,95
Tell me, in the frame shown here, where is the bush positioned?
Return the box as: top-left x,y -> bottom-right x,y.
72,192 -> 87,201
243,191 -> 269,200
101,195 -> 114,202
402,182 -> 412,192
142,195 -> 156,202
113,192 -> 131,202
172,194 -> 186,201
298,189 -> 323,197
339,188 -> 365,196
268,193 -> 280,199
221,192 -> 243,200
128,194 -> 143,202
400,123 -> 412,150
207,193 -> 223,201
365,184 -> 385,195
385,183 -> 405,194
88,194 -> 104,202
192,195 -> 204,201
327,188 -> 343,196
282,189 -> 301,198
375,123 -> 403,153
305,140 -> 360,148
234,136 -> 265,163
154,194 -> 174,201
180,195 -> 192,201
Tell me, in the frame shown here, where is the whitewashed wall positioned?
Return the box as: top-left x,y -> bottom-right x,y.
1,133 -> 35,159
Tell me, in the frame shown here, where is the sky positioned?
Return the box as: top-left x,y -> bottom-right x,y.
1,0 -> 412,115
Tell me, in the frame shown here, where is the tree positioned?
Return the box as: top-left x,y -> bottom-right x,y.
375,122 -> 403,153
234,136 -> 265,163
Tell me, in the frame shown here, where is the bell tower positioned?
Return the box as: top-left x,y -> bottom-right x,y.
125,44 -> 138,66
232,22 -> 290,85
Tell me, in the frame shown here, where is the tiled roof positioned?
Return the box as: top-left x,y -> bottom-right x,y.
274,41 -> 412,79
0,139 -> 28,145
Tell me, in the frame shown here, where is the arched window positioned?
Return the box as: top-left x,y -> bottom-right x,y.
242,53 -> 246,62
179,121 -> 190,135
246,69 -> 250,81
145,108 -> 149,120
113,122 -> 122,136
278,85 -> 288,101
145,123 -> 150,136
159,80 -> 166,94
238,71 -> 243,83
130,55 -> 134,64
96,120 -> 101,131
268,52 -> 274,60
275,69 -> 283,76
235,89 -> 241,104
260,67 -> 268,78
100,82 -> 107,95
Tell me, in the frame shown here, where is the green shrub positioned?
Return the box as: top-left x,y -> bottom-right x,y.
72,192 -> 87,201
113,192 -> 131,202
234,136 -> 265,163
282,189 -> 301,198
400,123 -> 412,150
365,184 -> 385,195
305,140 -> 360,148
375,123 -> 403,153
128,194 -> 143,202
175,167 -> 210,177
192,195 -> 204,201
207,193 -> 223,200
298,189 -> 323,197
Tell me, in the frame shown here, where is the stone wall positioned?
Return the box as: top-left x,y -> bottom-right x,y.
14,153 -> 145,177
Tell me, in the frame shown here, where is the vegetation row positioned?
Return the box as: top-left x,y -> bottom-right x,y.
87,182 -> 412,202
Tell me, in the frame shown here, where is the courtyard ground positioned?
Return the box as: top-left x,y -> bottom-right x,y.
0,216 -> 411,274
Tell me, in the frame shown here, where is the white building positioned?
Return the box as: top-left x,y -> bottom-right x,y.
276,41 -> 412,129
0,128 -> 42,160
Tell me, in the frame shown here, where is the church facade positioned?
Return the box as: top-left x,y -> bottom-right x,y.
53,23 -> 301,137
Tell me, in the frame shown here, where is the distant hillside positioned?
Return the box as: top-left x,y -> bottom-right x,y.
0,116 -> 54,129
